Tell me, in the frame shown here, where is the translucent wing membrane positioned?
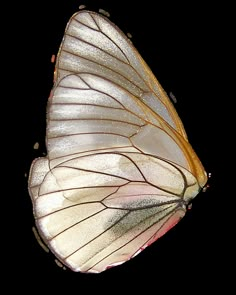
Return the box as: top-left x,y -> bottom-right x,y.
28,10 -> 207,273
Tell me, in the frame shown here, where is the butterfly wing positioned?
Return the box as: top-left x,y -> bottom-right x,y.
54,10 -> 207,185
28,10 -> 207,273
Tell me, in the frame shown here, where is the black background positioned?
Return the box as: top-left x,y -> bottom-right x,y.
11,0 -> 229,291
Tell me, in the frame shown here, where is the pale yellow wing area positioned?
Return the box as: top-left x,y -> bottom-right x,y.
29,155 -> 186,273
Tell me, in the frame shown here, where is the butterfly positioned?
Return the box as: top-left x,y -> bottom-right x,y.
28,9 -> 208,273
